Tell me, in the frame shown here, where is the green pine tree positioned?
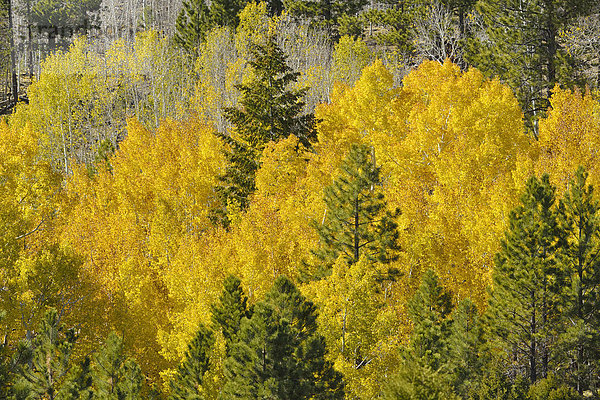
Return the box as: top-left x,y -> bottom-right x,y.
470,371 -> 531,400
311,143 -> 400,277
173,0 -> 212,54
487,174 -> 565,385
447,299 -> 486,398
210,0 -> 249,28
383,269 -> 458,399
383,362 -> 460,400
284,0 -> 367,32
528,375 -> 582,400
62,356 -> 94,400
91,332 -> 143,400
223,276 -> 344,399
214,34 -> 315,225
406,269 -> 454,371
466,0 -> 594,134
169,324 -> 215,400
12,308 -> 78,400
210,275 -> 250,355
557,166 -> 600,395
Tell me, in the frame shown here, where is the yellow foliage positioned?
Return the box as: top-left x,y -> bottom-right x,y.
0,120 -> 103,359
332,36 -> 374,85
61,116 -> 225,383
536,86 -> 600,191
20,54 -> 546,397
12,32 -> 194,172
314,59 -> 530,309
303,256 -> 410,399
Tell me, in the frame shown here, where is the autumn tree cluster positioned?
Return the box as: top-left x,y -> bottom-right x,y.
4,0 -> 600,399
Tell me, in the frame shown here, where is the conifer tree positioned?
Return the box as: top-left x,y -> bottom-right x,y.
223,276 -> 344,399
169,324 -> 215,400
557,166 -> 600,395
284,0 -> 367,30
173,0 -> 212,55
311,143 -> 400,277
215,33 -> 315,224
210,0 -> 249,28
384,269 -> 458,400
487,174 -> 565,385
210,275 -> 250,355
466,0 -> 594,134
12,308 -> 79,399
62,356 -> 93,400
92,332 -> 143,400
447,298 -> 486,398
406,269 -> 454,371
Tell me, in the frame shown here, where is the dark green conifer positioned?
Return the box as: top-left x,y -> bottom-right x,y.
311,143 -> 400,277
447,298 -> 486,398
284,0 -> 367,31
223,276 -> 344,399
528,375 -> 582,400
406,269 -> 454,371
557,166 -> 600,395
12,309 -> 79,399
214,34 -> 315,225
487,174 -> 565,385
62,356 -> 94,400
173,0 -> 212,54
169,324 -> 215,400
466,0 -> 594,134
92,332 -> 143,399
384,269 -> 457,399
210,275 -> 250,355
210,0 -> 249,28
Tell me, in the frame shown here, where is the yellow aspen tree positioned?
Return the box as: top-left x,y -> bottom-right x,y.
61,116 -> 226,385
313,59 -> 530,307
303,256 -> 410,399
0,121 -> 102,358
536,86 -> 600,191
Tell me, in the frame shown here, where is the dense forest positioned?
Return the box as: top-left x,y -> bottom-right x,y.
1,0 -> 600,398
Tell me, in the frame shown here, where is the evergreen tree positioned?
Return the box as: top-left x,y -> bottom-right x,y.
210,275 -> 250,355
284,0 -> 367,31
383,269 -> 458,400
406,269 -> 454,371
470,372 -> 531,400
382,363 -> 459,400
12,308 -> 79,400
62,356 -> 94,400
311,143 -> 400,277
487,174 -> 565,385
557,166 -> 600,395
215,34 -> 315,225
223,276 -> 344,399
528,375 -> 582,400
210,0 -> 249,28
466,0 -> 594,134
266,0 -> 284,16
173,0 -> 212,55
92,332 -> 143,400
447,299 -> 486,398
169,324 -> 215,400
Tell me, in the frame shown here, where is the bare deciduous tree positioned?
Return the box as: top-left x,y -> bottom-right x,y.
415,1 -> 462,64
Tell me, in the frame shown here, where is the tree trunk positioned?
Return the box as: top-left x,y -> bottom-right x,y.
354,196 -> 359,263
530,289 -> 537,384
8,0 -> 17,104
